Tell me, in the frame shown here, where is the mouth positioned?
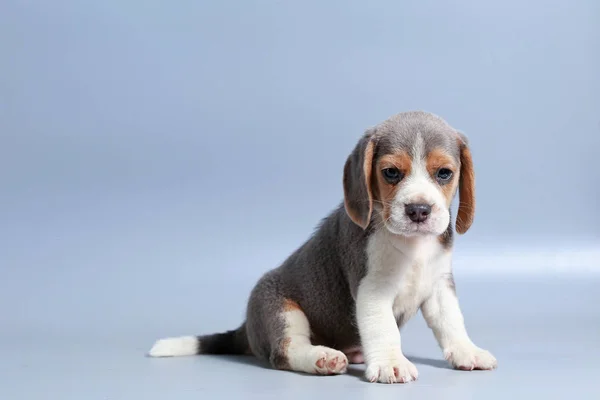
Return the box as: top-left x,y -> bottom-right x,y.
384,220 -> 439,237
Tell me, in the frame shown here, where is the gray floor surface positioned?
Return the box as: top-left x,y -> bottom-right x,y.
2,274 -> 599,399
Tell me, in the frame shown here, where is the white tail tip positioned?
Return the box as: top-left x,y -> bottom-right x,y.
148,336 -> 199,357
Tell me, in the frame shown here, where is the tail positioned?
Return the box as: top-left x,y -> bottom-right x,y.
148,323 -> 249,357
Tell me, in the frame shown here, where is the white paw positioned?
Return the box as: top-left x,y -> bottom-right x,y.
444,345 -> 497,371
365,356 -> 419,384
308,347 -> 348,375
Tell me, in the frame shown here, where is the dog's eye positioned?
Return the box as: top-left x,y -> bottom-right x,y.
436,168 -> 453,182
382,168 -> 403,184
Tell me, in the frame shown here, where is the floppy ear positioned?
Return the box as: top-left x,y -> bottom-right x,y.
455,133 -> 475,234
343,131 -> 376,229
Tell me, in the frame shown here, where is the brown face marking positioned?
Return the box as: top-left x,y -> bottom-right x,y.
374,151 -> 412,221
426,148 -> 459,208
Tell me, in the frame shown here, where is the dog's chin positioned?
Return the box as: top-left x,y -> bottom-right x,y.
384,221 -> 446,237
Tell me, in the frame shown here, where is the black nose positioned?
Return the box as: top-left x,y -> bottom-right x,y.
405,203 -> 432,223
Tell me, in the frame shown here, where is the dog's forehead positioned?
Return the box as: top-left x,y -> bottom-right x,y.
374,112 -> 460,161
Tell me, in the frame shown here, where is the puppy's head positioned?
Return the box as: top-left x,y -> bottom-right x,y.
343,111 -> 475,237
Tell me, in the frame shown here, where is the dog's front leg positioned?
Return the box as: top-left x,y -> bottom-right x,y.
420,275 -> 497,371
356,279 -> 418,384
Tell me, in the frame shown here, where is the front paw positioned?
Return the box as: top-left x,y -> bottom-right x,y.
444,345 -> 497,371
365,356 -> 419,384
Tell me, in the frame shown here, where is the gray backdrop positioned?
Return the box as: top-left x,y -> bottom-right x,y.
1,1 -> 599,399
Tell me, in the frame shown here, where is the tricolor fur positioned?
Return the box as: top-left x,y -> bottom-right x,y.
148,111 -> 497,384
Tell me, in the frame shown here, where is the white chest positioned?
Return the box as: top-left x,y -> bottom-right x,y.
390,259 -> 435,324
365,230 -> 452,324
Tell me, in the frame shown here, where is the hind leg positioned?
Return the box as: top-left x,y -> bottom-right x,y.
246,288 -> 348,375
343,346 -> 364,364
273,299 -> 348,375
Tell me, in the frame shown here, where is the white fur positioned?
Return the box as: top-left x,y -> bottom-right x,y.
356,225 -> 495,383
421,282 -> 497,370
282,308 -> 348,374
357,229 -> 443,383
385,133 -> 451,236
148,336 -> 199,357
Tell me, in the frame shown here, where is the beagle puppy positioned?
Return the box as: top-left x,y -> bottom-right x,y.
149,111 -> 497,384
